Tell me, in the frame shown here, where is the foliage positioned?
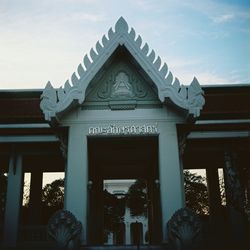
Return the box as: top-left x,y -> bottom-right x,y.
126,179 -> 148,217
103,190 -> 125,227
184,170 -> 209,215
41,178 -> 64,209
219,174 -> 226,206
22,180 -> 31,207
103,190 -> 125,241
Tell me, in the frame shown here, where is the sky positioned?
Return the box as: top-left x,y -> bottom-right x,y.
0,0 -> 249,90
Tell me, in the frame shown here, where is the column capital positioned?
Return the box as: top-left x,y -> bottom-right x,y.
56,130 -> 68,159
178,129 -> 191,156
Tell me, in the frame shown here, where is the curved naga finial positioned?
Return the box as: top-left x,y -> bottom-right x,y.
40,81 -> 57,120
40,17 -> 205,121
48,210 -> 82,250
167,207 -> 202,250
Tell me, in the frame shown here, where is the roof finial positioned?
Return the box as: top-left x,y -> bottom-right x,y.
115,16 -> 129,34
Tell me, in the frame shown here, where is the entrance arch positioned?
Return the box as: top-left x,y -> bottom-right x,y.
40,17 -> 204,245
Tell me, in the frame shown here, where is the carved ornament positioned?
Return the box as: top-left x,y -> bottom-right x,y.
167,207 -> 201,250
47,210 -> 82,250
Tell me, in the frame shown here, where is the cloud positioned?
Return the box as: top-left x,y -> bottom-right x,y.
167,58 -> 202,68
181,70 -> 249,85
183,0 -> 250,23
169,64 -> 239,85
70,13 -> 106,22
0,0 -> 249,89
132,0 -> 164,11
195,71 -> 234,85
212,13 -> 235,23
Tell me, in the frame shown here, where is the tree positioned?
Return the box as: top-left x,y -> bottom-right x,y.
41,178 -> 64,208
103,190 -> 125,242
40,178 -> 64,224
126,179 -> 148,217
184,170 -> 209,215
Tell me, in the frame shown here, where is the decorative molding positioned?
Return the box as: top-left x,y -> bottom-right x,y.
40,17 -> 205,121
0,135 -> 59,143
167,207 -> 201,250
178,133 -> 187,156
57,133 -> 68,159
178,128 -> 192,156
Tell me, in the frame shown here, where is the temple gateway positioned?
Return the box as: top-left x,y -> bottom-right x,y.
0,17 -> 249,249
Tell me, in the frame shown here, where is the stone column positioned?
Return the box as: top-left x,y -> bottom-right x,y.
3,154 -> 23,247
142,222 -> 147,244
158,122 -> 185,242
125,222 -> 131,244
28,169 -> 43,224
206,167 -> 222,220
224,151 -> 246,245
206,166 -> 224,240
0,170 -> 7,225
64,126 -> 88,244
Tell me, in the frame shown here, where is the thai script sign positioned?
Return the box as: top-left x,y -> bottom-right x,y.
88,124 -> 158,136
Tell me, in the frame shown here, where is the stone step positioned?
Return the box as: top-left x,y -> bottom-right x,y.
0,245 -> 169,250
80,245 -> 168,250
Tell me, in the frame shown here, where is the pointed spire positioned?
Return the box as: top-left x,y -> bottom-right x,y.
115,16 -> 129,34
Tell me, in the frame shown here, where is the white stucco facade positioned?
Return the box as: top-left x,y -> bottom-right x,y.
60,104 -> 186,243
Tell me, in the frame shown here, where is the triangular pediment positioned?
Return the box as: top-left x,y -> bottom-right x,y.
83,47 -> 161,110
40,17 -> 205,122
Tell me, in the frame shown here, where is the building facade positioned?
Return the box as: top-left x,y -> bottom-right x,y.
0,18 -> 249,249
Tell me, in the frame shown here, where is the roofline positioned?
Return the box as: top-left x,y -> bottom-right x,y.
40,17 -> 206,121
201,83 -> 250,88
0,88 -> 43,92
1,84 -> 250,93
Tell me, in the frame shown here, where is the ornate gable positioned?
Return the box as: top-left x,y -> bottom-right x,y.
40,17 -> 205,121
83,54 -> 161,110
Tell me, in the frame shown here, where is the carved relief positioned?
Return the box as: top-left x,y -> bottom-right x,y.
89,62 -> 151,104
111,71 -> 134,98
97,75 -> 113,99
